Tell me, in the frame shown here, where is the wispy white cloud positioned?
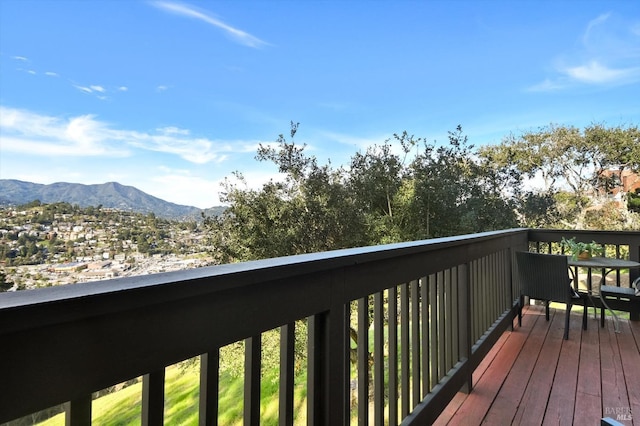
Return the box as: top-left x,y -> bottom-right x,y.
74,84 -> 94,94
563,60 -> 640,84
0,107 -> 129,157
583,13 -> 611,44
16,68 -> 36,75
156,85 -> 168,92
529,13 -> 640,91
151,1 -> 269,48
0,106 -> 258,165
8,55 -> 126,98
9,55 -> 128,97
128,131 -> 229,164
72,83 -> 111,99
157,126 -> 190,136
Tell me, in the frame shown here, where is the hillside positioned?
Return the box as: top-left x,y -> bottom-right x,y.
0,179 -> 224,220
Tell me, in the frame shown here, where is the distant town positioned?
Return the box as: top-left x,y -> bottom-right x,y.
0,201 -> 216,291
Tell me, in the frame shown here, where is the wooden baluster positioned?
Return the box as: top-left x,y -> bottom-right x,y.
65,394 -> 91,426
400,282 -> 410,418
357,296 -> 369,425
411,279 -> 420,408
279,324 -> 295,426
421,277 -> 431,397
244,335 -> 261,426
373,291 -> 384,426
142,370 -> 165,426
199,351 -> 219,426
388,286 -> 398,426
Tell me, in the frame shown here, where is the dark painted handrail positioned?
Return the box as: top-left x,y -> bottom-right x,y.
1,228 -> 635,424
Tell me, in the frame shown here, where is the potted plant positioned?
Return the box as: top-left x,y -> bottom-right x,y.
561,237 -> 603,260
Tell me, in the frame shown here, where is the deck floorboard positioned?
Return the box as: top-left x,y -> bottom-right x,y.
437,305 -> 639,426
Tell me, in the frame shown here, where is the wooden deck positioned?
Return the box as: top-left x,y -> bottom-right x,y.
435,305 -> 640,426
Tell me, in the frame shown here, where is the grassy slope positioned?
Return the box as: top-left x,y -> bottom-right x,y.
38,365 -> 308,425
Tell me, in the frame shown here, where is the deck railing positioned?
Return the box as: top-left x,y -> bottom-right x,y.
1,228 -> 638,425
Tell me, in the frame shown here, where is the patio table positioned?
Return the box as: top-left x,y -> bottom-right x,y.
567,256 -> 640,332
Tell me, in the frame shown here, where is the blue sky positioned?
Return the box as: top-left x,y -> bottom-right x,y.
1,1 -> 639,208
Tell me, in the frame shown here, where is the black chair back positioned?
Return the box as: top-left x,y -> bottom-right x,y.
516,251 -> 571,303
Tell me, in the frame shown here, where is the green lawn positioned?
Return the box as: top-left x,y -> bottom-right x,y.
38,362 -> 308,425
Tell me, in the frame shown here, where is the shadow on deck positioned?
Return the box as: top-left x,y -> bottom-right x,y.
436,305 -> 640,426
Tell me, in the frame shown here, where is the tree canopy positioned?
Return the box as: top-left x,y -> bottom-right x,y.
207,122 -> 639,263
479,123 -> 640,229
206,123 -> 528,263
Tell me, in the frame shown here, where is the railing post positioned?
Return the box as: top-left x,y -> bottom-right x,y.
327,271 -> 349,426
244,335 -> 261,426
357,297 -> 369,425
429,275 -> 438,391
308,269 -> 348,426
508,248 -> 517,329
65,395 -> 91,426
458,263 -> 472,393
400,282 -> 410,418
411,279 -> 421,409
307,313 -> 327,425
388,286 -> 398,426
630,242 -> 640,321
279,323 -> 295,426
437,272 -> 446,385
308,309 -> 349,426
199,350 -> 219,426
420,277 -> 430,399
142,369 -> 165,426
373,291 -> 384,426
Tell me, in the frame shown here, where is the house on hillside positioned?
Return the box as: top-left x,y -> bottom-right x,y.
597,168 -> 640,208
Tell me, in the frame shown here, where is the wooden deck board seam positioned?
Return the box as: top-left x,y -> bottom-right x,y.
480,305 -> 551,425
440,305 -> 639,426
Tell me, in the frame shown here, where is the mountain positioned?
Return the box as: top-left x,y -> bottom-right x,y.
0,179 -> 224,220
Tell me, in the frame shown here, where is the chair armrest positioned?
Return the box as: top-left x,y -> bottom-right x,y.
600,285 -> 639,300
